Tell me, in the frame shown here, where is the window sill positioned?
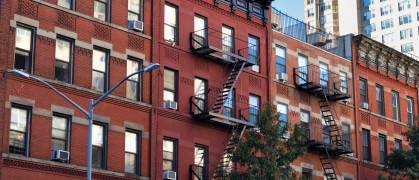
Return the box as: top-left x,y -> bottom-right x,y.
361,159 -> 385,168
2,153 -> 150,179
358,108 -> 409,127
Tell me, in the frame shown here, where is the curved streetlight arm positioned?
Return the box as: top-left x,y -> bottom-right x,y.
31,76 -> 90,116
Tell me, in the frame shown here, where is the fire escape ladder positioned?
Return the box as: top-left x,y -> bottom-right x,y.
316,146 -> 338,180
213,125 -> 247,179
314,89 -> 343,146
211,61 -> 246,114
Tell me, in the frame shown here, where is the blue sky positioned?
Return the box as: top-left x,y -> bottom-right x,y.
271,0 -> 305,22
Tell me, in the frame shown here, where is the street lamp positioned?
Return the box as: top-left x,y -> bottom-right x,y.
10,63 -> 160,180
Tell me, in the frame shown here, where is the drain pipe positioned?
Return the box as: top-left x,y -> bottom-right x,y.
350,36 -> 361,180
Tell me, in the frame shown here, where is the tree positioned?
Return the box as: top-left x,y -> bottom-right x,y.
380,125 -> 419,180
226,102 -> 308,180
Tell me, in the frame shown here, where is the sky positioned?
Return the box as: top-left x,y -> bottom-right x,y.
271,0 -> 305,22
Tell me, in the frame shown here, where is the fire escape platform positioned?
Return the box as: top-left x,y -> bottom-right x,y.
296,82 -> 351,101
193,112 -> 255,127
192,45 -> 254,67
306,140 -> 353,156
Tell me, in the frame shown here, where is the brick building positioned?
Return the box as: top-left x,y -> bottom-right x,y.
0,0 -> 154,179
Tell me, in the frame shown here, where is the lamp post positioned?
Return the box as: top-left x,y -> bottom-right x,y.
11,63 -> 160,180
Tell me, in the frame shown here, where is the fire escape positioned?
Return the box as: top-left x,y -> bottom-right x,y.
294,65 -> 353,180
189,27 -> 259,179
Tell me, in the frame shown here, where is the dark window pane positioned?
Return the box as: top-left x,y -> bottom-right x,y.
92,146 -> 103,168
15,50 -> 31,72
9,131 -> 26,155
55,61 -> 69,82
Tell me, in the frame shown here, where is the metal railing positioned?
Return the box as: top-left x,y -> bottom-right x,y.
294,64 -> 352,97
190,27 -> 258,64
190,92 -> 259,124
302,121 -> 351,150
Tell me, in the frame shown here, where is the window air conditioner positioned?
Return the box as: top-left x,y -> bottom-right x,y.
52,150 -> 70,162
128,20 -> 144,32
282,131 -> 291,140
276,72 -> 288,82
164,100 -> 178,110
250,65 -> 259,72
341,98 -> 351,104
163,170 -> 176,180
361,102 -> 369,109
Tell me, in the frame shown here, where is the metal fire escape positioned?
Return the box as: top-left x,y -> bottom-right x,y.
189,27 -> 258,179
294,65 -> 353,180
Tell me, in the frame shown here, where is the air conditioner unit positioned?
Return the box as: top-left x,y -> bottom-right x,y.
250,65 -> 260,72
282,131 -> 290,139
361,102 -> 369,109
276,73 -> 288,82
128,20 -> 144,32
164,100 -> 178,110
341,98 -> 351,104
52,150 -> 70,162
163,170 -> 176,180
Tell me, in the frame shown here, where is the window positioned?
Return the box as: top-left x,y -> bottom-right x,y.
360,79 -> 368,105
400,28 -> 413,39
248,35 -> 259,72
302,169 -> 312,180
379,134 -> 387,164
92,124 -> 105,169
401,43 -> 414,53
339,71 -> 348,93
382,33 -> 394,44
128,0 -> 141,21
249,95 -> 260,125
223,89 -> 235,118
307,8 -> 315,17
392,91 -> 400,121
298,55 -> 308,84
194,145 -> 208,180
55,38 -> 72,83
381,5 -> 392,16
275,46 -> 286,74
194,78 -> 207,113
51,115 -> 69,154
307,0 -> 314,5
300,110 -> 310,139
399,0 -> 411,11
322,118 -> 330,143
320,15 -> 326,24
164,68 -> 177,104
363,0 -> 374,7
362,129 -> 371,160
164,4 -> 177,43
381,19 -> 394,30
364,24 -> 376,34
126,58 -> 142,100
376,85 -> 384,115
125,131 -> 140,175
194,15 -> 207,48
407,97 -> 414,125
222,25 -> 234,61
308,21 -> 315,29
320,2 -> 331,11
92,49 -> 108,92
15,26 -> 34,73
364,10 -> 375,20
395,139 -> 402,150
277,103 -> 287,129
58,0 -> 73,9
163,138 -> 177,172
94,0 -> 108,21
319,63 -> 328,86
399,14 -> 412,25
9,106 -> 30,156
342,124 -> 351,149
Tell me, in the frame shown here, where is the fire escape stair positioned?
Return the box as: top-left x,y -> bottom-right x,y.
317,146 -> 338,180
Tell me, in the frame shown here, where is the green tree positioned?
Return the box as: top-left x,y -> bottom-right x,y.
227,102 -> 308,180
380,125 -> 419,180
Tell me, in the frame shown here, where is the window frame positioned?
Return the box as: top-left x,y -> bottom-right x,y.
248,35 -> 260,72
194,144 -> 208,180
125,129 -> 142,175
376,85 -> 385,116
57,0 -> 75,10
128,0 -> 143,21
164,3 -> 178,44
379,134 -> 387,164
399,14 -> 412,25
302,168 -> 312,180
249,94 -> 260,125
14,24 -> 35,74
381,19 -> 394,30
400,28 -> 413,39
342,123 -> 351,150
300,110 -> 310,139
392,91 -> 400,121
407,97 -> 414,126
223,88 -> 235,118
395,139 -> 402,150
277,103 -> 288,129
55,36 -> 74,83
92,122 -> 107,169
359,78 -> 368,105
362,129 -> 371,161
9,105 -> 32,157
92,48 -> 109,92
275,46 -> 286,74
163,137 -> 178,173
94,0 -> 110,22
193,14 -> 207,48
163,68 -> 178,104
126,57 -> 143,101
51,113 -> 71,154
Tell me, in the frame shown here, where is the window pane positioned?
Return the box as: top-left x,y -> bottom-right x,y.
128,12 -> 139,21
127,81 -> 138,100
94,1 -> 107,21
92,146 -> 103,168
163,160 -> 173,171
194,78 -> 206,97
55,39 -> 71,62
128,0 -> 140,13
164,69 -> 175,90
127,60 -> 140,81
58,0 -> 72,9
55,61 -> 70,82
93,50 -> 106,72
51,139 -> 66,151
125,132 -> 137,153
194,146 -> 205,166
164,25 -> 175,42
164,5 -> 176,26
125,153 -> 136,173
15,50 -> 31,72
92,124 -> 104,147
52,116 -> 67,139
16,27 -> 32,51
11,108 -> 28,132
194,16 -> 206,32
9,131 -> 26,155
300,111 -> 309,123
277,104 -> 288,125
163,90 -> 175,102
92,71 -> 105,92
